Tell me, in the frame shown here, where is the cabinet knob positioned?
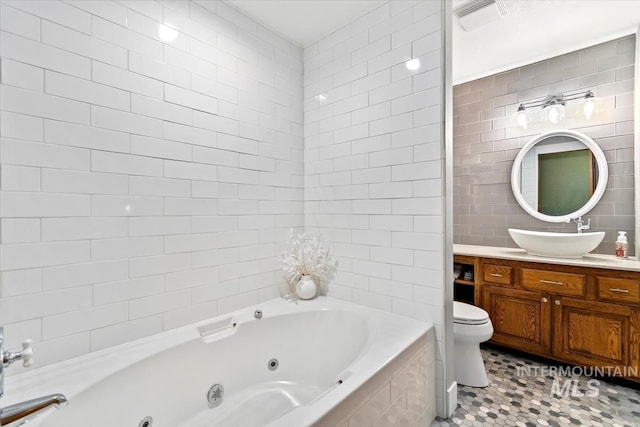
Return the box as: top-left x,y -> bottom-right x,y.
541,297 -> 548,303
555,299 -> 561,305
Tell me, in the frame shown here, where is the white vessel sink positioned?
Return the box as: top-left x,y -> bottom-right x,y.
508,228 -> 605,258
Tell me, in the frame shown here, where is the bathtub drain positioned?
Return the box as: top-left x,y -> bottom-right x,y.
138,416 -> 153,427
267,358 -> 279,371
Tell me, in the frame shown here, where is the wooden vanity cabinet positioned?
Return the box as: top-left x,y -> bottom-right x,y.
481,261 -> 514,287
453,255 -> 481,305
482,285 -> 551,354
521,267 -> 586,297
552,297 -> 634,371
473,256 -> 640,382
596,276 -> 640,304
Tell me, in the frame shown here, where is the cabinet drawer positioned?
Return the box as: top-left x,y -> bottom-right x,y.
521,268 -> 585,296
597,276 -> 640,304
482,264 -> 513,285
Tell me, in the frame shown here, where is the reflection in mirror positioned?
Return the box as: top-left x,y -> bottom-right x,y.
520,135 -> 597,216
511,130 -> 608,223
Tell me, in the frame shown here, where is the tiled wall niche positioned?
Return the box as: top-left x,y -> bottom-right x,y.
303,0 -> 447,415
0,0 -> 304,366
453,35 -> 636,255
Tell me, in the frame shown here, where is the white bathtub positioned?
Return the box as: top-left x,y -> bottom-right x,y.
3,297 -> 434,427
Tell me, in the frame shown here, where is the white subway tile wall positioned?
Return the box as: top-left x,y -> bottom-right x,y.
453,35 -> 636,254
0,0 -> 304,366
303,0 -> 446,413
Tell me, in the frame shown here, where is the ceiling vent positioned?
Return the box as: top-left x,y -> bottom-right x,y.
454,0 -> 508,32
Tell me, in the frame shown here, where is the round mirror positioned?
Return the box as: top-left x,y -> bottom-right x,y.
511,129 -> 608,223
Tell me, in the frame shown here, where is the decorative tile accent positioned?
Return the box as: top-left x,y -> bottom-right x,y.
432,347 -> 640,427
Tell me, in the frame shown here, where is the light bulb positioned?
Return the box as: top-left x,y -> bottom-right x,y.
405,58 -> 421,71
580,92 -> 602,120
583,99 -> 596,119
544,103 -> 565,125
511,105 -> 528,129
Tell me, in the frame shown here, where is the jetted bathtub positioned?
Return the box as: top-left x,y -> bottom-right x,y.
3,297 -> 435,427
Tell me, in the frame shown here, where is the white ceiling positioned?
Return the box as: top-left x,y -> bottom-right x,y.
226,0 -> 386,47
452,0 -> 640,84
224,0 -> 640,84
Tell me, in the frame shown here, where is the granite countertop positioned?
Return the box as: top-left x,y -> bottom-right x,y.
453,244 -> 640,273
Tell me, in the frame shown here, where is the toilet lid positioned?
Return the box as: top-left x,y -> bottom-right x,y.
454,301 -> 489,325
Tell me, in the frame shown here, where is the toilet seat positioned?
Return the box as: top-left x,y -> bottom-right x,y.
454,301 -> 489,325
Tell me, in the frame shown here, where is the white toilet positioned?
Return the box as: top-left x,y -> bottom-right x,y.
453,301 -> 494,387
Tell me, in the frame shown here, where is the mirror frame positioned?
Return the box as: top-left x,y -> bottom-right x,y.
511,129 -> 609,223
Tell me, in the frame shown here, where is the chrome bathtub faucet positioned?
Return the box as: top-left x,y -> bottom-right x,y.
0,327 -> 68,426
0,327 -> 35,398
572,217 -> 591,233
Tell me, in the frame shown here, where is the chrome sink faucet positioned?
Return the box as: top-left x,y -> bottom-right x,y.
572,217 -> 591,233
1,327 -> 68,426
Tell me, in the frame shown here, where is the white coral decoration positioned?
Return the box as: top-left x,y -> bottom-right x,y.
280,230 -> 338,288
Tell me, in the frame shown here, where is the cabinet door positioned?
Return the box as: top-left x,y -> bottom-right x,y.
631,309 -> 640,380
552,297 -> 632,372
483,286 -> 551,355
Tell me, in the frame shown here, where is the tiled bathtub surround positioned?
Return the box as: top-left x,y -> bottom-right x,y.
316,332 -> 436,427
453,35 -> 636,255
303,0 -> 447,415
0,0 -> 448,418
0,0 -> 304,366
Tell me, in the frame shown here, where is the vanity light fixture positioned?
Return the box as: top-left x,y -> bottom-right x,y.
543,95 -> 565,125
579,90 -> 603,120
511,89 -> 602,129
513,104 -> 529,129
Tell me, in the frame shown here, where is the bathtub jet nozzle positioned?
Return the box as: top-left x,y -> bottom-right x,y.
267,358 -> 279,371
254,310 -> 263,319
207,384 -> 224,409
138,416 -> 153,427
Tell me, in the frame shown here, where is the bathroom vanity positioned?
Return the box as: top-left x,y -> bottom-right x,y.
454,244 -> 640,382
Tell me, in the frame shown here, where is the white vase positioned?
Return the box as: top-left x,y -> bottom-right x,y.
295,275 -> 317,300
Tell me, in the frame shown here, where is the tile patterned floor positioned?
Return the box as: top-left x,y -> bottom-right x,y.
432,347 -> 640,427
